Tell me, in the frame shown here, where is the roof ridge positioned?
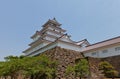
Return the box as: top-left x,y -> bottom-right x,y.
87,36 -> 120,47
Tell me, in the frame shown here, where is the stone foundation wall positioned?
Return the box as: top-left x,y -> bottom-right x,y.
87,55 -> 120,78
44,47 -> 83,79
88,57 -> 104,79
43,47 -> 104,79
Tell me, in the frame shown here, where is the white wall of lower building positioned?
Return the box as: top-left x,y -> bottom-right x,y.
57,41 -> 81,52
84,44 -> 120,58
24,42 -> 49,56
27,41 -> 82,56
29,42 -> 58,56
60,37 -> 72,43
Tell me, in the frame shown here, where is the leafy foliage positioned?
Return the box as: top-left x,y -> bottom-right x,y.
66,65 -> 75,76
0,55 -> 57,79
99,61 -> 118,78
66,59 -> 89,79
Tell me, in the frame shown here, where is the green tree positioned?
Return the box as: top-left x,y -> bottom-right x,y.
75,59 -> 89,79
4,55 -> 19,61
0,55 -> 57,79
0,56 -> 25,79
0,62 -> 9,79
99,61 -> 118,79
66,65 -> 74,76
66,59 -> 89,79
23,55 -> 57,79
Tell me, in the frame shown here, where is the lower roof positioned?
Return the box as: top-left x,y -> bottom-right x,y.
81,36 -> 120,52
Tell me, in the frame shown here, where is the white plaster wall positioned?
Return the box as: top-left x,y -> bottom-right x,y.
25,43 -> 47,56
60,37 -> 72,43
27,41 -> 82,56
45,37 -> 56,42
55,29 -> 60,33
29,43 -> 58,56
57,42 -> 81,52
43,42 -> 50,46
32,35 -> 40,41
47,31 -> 61,37
84,45 -> 120,58
48,27 -> 54,30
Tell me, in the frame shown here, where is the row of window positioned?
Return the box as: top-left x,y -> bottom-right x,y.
48,27 -> 63,34
115,47 -> 120,51
91,47 -> 120,55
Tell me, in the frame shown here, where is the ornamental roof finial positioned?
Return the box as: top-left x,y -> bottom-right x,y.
52,17 -> 57,22
53,17 -> 56,20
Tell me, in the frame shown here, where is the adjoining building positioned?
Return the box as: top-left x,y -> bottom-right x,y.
82,36 -> 120,58
23,18 -> 120,58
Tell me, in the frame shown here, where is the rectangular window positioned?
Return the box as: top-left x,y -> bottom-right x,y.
102,50 -> 108,53
115,47 -> 120,51
92,52 -> 98,55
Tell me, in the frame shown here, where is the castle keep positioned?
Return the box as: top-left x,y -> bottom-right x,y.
23,18 -> 120,58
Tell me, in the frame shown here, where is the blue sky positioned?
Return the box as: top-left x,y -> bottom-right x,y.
0,0 -> 120,61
